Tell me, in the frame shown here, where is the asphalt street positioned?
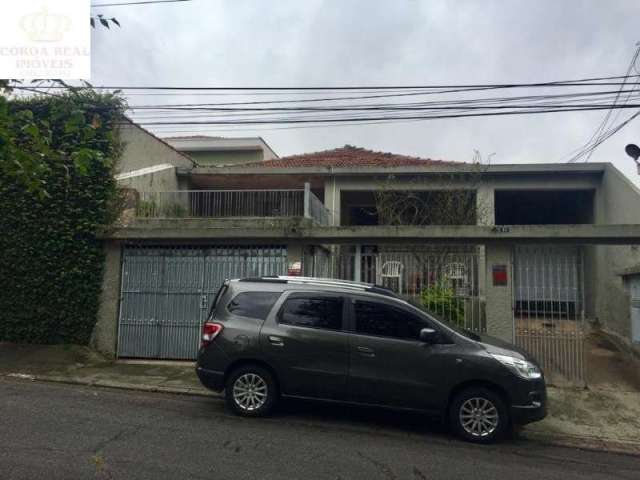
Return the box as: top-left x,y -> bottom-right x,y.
1,377 -> 638,480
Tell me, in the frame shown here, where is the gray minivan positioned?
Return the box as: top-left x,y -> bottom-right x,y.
196,277 -> 546,443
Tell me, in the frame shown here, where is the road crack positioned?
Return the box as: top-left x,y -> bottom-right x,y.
412,466 -> 427,480
92,424 -> 145,454
357,451 -> 397,480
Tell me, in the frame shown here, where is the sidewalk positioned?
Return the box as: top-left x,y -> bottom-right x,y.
518,387 -> 640,455
0,343 -> 211,396
2,342 -> 639,455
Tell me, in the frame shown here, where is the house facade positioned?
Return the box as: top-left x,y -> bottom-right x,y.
93,124 -> 640,386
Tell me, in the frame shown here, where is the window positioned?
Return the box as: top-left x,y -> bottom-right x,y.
207,282 -> 229,320
227,292 -> 281,320
354,300 -> 427,340
279,295 -> 343,330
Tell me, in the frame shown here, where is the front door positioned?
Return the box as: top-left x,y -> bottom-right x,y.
346,296 -> 448,410
259,291 -> 349,400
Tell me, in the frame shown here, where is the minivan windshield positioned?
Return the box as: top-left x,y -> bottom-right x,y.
407,299 -> 481,341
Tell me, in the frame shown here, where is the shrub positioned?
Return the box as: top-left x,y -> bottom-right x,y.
420,282 -> 466,327
136,199 -> 157,218
162,202 -> 188,218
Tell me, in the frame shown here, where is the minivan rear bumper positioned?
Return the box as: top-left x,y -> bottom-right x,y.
196,366 -> 225,392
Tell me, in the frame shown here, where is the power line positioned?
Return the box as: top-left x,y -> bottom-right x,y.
567,46 -> 640,163
127,99 -> 640,114
130,104 -> 640,126
126,104 -> 640,124
123,85 -> 640,126
126,88 -> 640,110
12,74 -> 640,91
570,111 -> 640,161
91,0 -> 191,7
124,90 -> 640,124
15,73 -> 640,139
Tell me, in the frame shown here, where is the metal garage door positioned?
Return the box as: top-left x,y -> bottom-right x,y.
117,245 -> 287,359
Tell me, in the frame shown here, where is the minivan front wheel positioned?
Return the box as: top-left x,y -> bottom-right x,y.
449,387 -> 509,443
225,365 -> 277,417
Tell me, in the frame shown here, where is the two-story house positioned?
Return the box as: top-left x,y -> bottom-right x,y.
94,121 -> 640,386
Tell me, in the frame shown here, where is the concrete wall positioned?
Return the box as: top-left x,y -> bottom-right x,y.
117,166 -> 185,192
116,122 -> 194,193
189,150 -> 264,166
117,122 -> 193,174
484,244 -> 514,342
322,172 -> 601,227
592,164 -> 640,339
91,241 -> 122,357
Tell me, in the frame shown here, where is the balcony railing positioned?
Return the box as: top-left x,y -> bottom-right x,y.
307,190 -> 331,226
134,183 -> 331,225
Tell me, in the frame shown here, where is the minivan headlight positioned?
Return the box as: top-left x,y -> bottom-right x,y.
489,353 -> 542,379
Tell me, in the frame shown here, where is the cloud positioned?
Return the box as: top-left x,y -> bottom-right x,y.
91,0 -> 640,183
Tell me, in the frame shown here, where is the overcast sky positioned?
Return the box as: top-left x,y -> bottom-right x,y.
91,0 -> 640,184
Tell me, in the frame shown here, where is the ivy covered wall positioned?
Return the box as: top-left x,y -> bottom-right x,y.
0,91 -> 125,344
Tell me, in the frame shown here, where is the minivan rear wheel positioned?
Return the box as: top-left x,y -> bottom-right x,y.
449,387 -> 509,443
225,365 -> 278,417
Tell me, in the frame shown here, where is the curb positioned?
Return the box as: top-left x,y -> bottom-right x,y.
4,372 -> 220,399
4,373 -> 640,457
520,431 -> 640,457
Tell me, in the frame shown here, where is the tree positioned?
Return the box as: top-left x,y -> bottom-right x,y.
373,151 -> 493,227
370,152 -> 494,330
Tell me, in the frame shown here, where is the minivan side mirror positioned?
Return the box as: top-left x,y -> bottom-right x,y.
419,328 -> 439,344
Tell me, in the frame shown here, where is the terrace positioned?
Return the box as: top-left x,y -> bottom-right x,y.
124,182 -> 331,226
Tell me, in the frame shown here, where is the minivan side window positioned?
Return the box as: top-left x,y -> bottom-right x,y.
227,292 -> 281,320
279,295 -> 343,330
207,282 -> 229,320
354,300 -> 427,340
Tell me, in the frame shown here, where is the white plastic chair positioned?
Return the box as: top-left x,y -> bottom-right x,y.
445,262 -> 468,296
379,260 -> 404,294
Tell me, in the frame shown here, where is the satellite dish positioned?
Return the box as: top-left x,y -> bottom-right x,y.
625,144 -> 640,161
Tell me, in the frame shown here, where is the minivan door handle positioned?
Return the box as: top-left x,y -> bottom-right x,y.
268,335 -> 284,347
356,346 -> 375,357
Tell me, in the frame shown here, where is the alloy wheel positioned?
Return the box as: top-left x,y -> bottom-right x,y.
232,373 -> 268,411
459,397 -> 499,437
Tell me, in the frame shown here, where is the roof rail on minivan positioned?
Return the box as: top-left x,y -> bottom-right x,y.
238,276 -> 401,299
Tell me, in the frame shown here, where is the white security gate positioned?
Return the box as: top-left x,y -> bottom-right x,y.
513,245 -> 586,386
118,245 -> 287,359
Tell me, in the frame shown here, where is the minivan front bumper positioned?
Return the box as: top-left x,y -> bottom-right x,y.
510,383 -> 547,425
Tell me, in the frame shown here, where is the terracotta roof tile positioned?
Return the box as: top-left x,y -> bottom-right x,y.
235,145 -> 459,168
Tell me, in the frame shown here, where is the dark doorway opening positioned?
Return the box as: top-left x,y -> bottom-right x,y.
495,190 -> 594,225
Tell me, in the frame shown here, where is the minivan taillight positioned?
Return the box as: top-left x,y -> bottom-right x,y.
201,322 -> 223,347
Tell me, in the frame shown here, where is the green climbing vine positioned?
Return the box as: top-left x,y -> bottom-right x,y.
0,90 -> 125,344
